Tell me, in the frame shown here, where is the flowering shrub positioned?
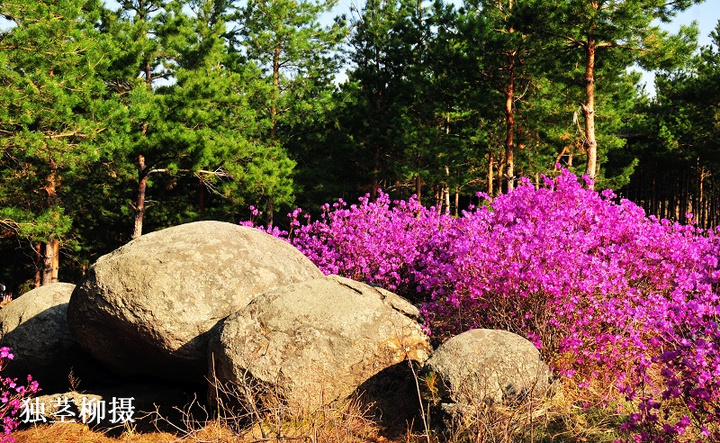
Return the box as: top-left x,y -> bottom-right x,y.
0,347 -> 40,442
416,170 -> 720,441
621,300 -> 720,441
243,193 -> 452,302
244,169 -> 720,441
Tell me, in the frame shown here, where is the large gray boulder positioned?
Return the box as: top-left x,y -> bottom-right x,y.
423,329 -> 552,416
0,283 -> 101,392
209,275 -> 432,412
67,221 -> 324,383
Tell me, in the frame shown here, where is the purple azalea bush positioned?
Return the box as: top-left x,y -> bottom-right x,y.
0,347 -> 39,442
243,193 -> 453,301
244,169 -> 720,441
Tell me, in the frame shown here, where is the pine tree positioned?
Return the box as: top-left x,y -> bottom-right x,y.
228,0 -> 346,222
518,0 -> 703,187
100,0 -> 179,239
623,20 -> 720,227
344,0 -> 439,201
0,0 -> 117,285
101,0 -> 297,236
424,0 -> 499,201
149,0 -> 296,224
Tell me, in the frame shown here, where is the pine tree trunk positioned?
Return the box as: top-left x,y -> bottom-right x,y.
271,42 -> 281,140
132,52 -> 154,238
487,151 -> 494,196
504,6 -> 516,193
42,161 -> 60,285
444,188 -> 450,214
415,174 -> 422,204
504,86 -> 515,192
699,163 -> 706,228
684,166 -> 691,220
497,156 -> 505,193
583,41 -> 598,188
266,196 -> 275,226
651,177 -> 657,217
34,242 -> 42,288
144,59 -> 152,87
443,165 -> 450,214
454,188 -> 459,217
674,177 -> 680,221
133,154 -> 149,240
42,240 -> 60,285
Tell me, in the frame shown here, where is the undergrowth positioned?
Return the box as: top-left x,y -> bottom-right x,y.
12,372 -> 634,443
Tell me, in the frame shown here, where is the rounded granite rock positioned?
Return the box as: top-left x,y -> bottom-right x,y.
67,221 -> 324,383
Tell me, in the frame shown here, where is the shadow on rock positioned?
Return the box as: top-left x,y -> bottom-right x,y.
352,360 -> 425,438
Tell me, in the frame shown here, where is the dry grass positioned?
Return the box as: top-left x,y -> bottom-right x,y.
13,396 -> 388,443
11,363 -> 633,443
12,388 -> 628,443
13,422 -> 177,443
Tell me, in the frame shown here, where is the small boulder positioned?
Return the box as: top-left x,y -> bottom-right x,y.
423,329 -> 552,416
0,283 -> 101,392
67,221 -> 324,383
209,275 -> 432,412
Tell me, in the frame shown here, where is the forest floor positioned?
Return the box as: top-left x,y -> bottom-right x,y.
12,383 -> 626,443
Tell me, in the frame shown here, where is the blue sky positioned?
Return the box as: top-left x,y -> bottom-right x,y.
669,0 -> 719,48
639,1 -> 719,93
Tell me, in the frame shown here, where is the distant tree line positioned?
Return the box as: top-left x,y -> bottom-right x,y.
0,0 -> 717,290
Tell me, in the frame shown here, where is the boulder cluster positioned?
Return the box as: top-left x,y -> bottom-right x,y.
0,221 -> 552,425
